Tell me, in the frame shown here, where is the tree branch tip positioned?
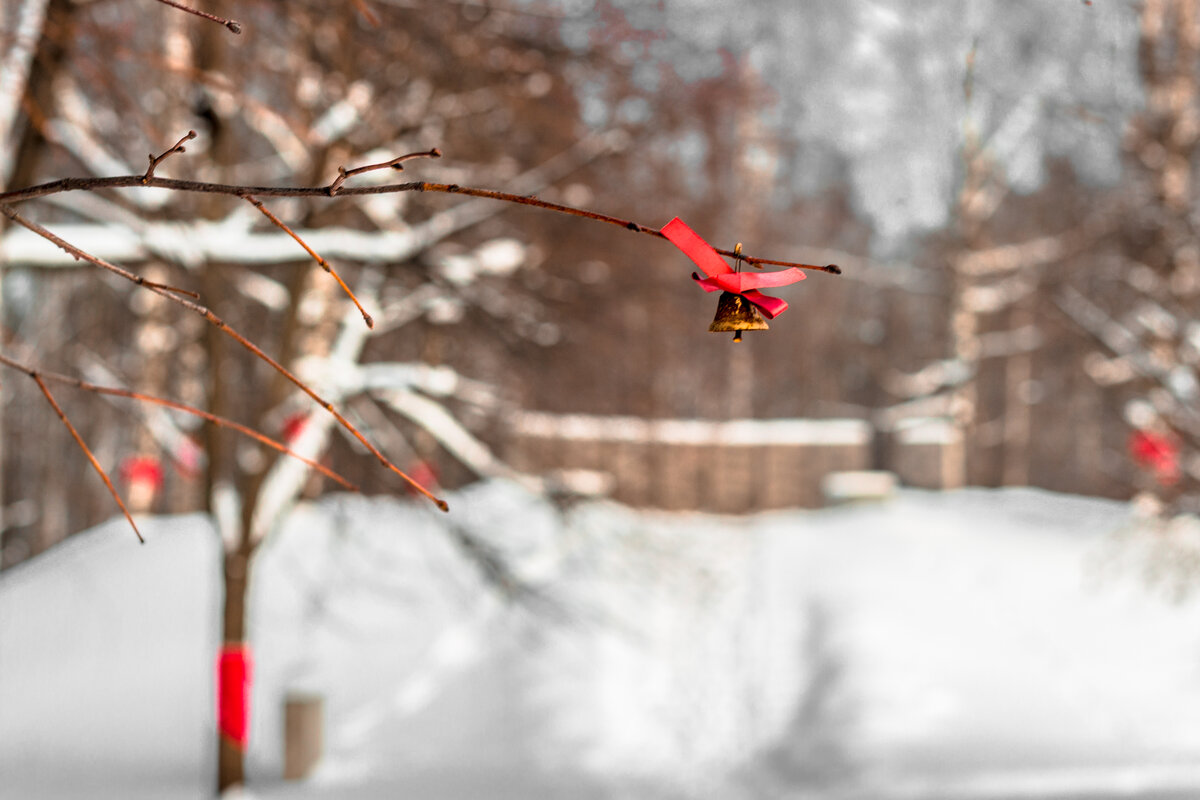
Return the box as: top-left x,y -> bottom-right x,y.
827,264 -> 842,274
362,311 -> 376,329
186,130 -> 197,139
146,281 -> 201,300
436,499 -> 450,512
226,20 -> 243,34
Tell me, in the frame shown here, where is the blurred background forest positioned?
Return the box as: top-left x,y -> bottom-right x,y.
0,0 -> 1194,566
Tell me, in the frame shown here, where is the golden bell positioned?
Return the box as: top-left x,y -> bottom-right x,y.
709,291 -> 768,342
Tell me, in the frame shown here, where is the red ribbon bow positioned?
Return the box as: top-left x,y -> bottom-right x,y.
661,217 -> 805,319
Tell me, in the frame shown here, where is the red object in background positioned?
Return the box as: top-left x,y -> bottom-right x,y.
172,436 -> 204,478
1128,430 -> 1181,487
405,460 -> 439,496
120,455 -> 164,490
661,217 -> 806,319
217,645 -> 252,749
281,412 -> 308,445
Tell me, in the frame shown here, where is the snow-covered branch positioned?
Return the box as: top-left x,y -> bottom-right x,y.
1,222 -> 447,268
1057,285 -> 1200,432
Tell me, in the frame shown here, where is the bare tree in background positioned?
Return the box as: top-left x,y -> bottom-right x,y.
1051,0 -> 1200,516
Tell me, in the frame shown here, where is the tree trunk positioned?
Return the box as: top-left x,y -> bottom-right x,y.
1001,302 -> 1034,486
3,0 -> 72,192
217,549 -> 250,793
192,2 -> 250,790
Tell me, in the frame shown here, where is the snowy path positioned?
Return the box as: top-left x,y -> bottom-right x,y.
4,485 -> 1200,799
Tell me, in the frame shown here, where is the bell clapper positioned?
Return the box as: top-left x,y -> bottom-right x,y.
733,331 -> 743,343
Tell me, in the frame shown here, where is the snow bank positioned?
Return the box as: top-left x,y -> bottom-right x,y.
0,514 -> 221,800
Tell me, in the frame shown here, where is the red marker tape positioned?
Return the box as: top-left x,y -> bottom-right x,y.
1129,430 -> 1181,487
217,645 -> 252,749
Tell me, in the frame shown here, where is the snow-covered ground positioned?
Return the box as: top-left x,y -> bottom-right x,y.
4,483 -> 1200,799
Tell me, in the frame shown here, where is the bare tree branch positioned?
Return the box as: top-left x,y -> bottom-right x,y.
143,130 -> 197,182
0,353 -> 360,492
28,372 -> 143,542
243,194 -> 374,328
0,168 -> 842,274
152,0 -> 242,34
0,204 -> 448,511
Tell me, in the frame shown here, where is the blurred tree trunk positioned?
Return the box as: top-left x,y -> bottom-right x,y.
1001,300 -> 1033,486
948,88 -> 988,487
4,0 -> 71,193
0,0 -> 73,565
191,1 -> 251,791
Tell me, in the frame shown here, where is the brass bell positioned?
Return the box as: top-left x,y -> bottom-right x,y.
709,291 -> 768,342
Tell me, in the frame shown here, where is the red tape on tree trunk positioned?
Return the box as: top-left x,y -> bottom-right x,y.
217,645 -> 252,748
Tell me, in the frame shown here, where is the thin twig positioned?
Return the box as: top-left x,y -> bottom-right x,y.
142,280 -> 201,300
30,373 -> 144,543
328,148 -> 442,195
0,353 -> 359,492
144,130 -> 197,183
351,0 -> 382,27
0,172 -> 840,274
152,0 -> 242,33
0,205 -> 448,511
243,194 -> 373,328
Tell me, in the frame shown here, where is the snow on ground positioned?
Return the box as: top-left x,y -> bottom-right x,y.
4,484 -> 1200,799
0,514 -> 221,800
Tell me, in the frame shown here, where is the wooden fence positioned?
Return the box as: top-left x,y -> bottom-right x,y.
504,413 -> 872,512
503,412 -> 963,512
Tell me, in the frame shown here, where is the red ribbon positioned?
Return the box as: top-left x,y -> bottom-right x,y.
217,645 -> 252,748
661,217 -> 804,319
